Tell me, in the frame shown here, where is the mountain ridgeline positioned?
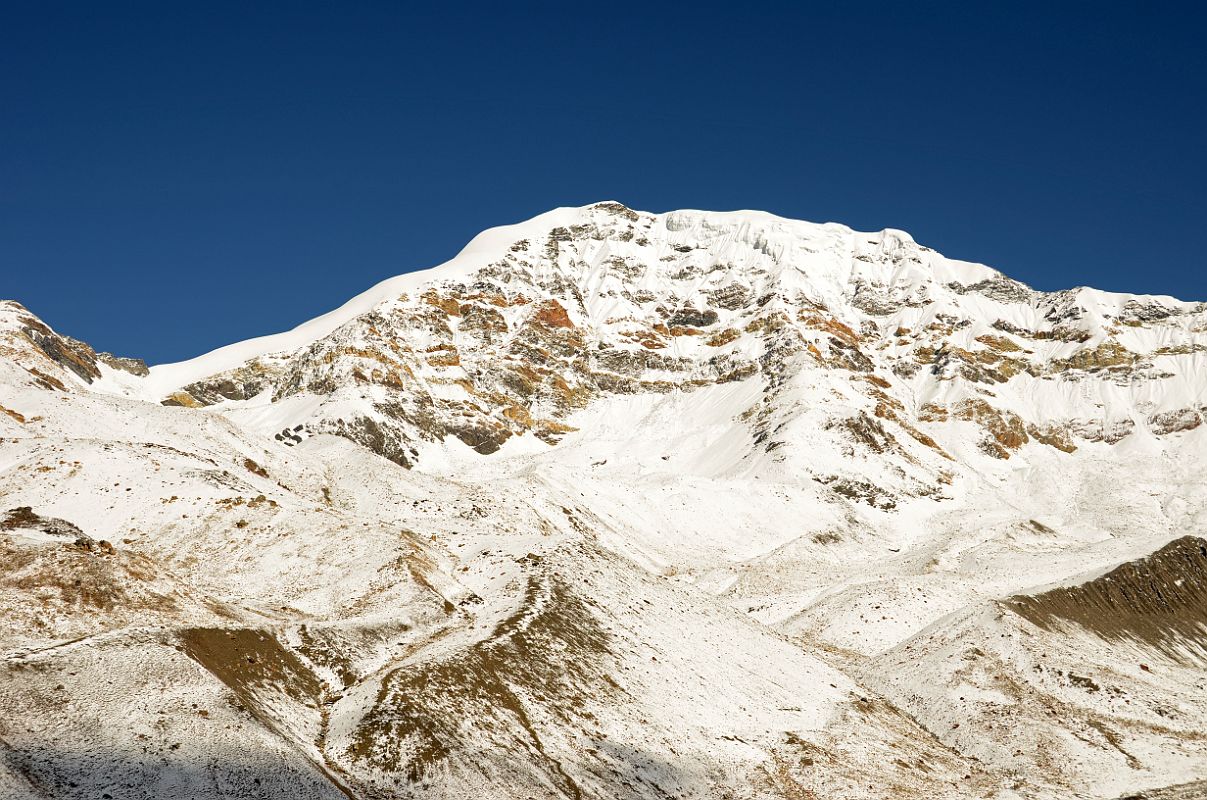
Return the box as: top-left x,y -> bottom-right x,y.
1,203 -> 1206,799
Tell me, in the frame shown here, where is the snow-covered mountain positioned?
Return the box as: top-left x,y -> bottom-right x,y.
2,202 -> 1206,799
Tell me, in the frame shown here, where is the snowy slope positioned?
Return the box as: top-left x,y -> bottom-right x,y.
2,202 -> 1206,799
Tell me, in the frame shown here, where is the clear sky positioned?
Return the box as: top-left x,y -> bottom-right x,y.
3,2 -> 1205,364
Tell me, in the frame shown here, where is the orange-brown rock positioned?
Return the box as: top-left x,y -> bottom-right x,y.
422,291 -> 462,317
706,328 -> 741,347
0,404 -> 26,424
1026,423 -> 1077,453
953,398 -> 1028,458
533,300 -> 574,329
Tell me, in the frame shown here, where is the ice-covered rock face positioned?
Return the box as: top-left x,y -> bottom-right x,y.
134,202 -> 1207,494
3,204 -> 1207,800
0,301 -> 149,398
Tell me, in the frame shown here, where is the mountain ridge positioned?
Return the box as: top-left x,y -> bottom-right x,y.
93,201 -> 1207,477
1,202 -> 1206,799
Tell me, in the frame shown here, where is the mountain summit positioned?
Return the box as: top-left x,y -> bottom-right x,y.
2,203 -> 1206,799
111,202 -> 1207,472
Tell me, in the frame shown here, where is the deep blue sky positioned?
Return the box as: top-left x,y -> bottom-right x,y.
3,2 -> 1205,364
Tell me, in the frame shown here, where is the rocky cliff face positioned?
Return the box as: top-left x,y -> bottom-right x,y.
2,204 -> 1207,800
148,202 -> 1207,504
